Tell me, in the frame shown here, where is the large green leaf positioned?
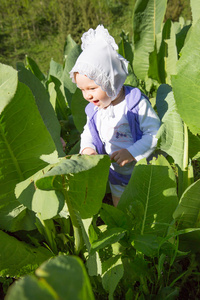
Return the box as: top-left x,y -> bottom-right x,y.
46,59 -> 71,121
71,88 -> 87,133
131,233 -> 161,257
81,218 -> 102,277
173,179 -> 200,228
118,31 -> 134,70
48,75 -> 70,121
49,45 -> 81,111
157,20 -> 178,84
0,230 -> 52,278
122,256 -> 149,288
90,228 -> 126,255
48,81 -> 57,110
133,0 -> 167,80
0,63 -> 58,231
63,34 -> 77,57
156,84 -> 184,169
172,179 -> 200,252
32,190 -> 65,220
102,256 -> 124,300
148,40 -> 161,83
100,203 -> 131,230
175,23 -> 191,55
25,56 -> 46,82
0,64 -> 18,112
49,59 -> 64,82
6,255 -> 95,300
62,44 -> 82,107
118,156 -> 178,237
16,155 -> 110,253
17,65 -> 65,156
118,32 -> 138,87
188,130 -> 200,160
190,0 -> 200,26
15,162 -> 65,220
6,276 -> 55,300
36,155 -> 110,219
171,19 -> 200,135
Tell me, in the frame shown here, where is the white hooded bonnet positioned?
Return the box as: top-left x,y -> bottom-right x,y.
69,25 -> 129,100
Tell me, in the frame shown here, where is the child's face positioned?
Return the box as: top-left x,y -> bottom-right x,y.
75,73 -> 112,109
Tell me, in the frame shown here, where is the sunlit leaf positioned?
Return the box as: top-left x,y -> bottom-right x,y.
102,256 -> 123,300
71,88 -> 87,133
64,34 -> 77,57
90,228 -> 126,255
0,230 -> 52,278
36,155 -> 110,219
133,0 -> 167,79
190,0 -> 200,26
173,179 -> 200,228
157,20 -> 178,84
171,19 -> 200,135
6,255 -> 95,300
0,64 -> 58,231
156,84 -> 184,169
25,56 -> 46,82
118,156 -> 178,236
17,64 -> 65,156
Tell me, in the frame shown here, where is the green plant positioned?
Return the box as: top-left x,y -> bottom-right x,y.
5,255 -> 95,300
0,0 -> 200,299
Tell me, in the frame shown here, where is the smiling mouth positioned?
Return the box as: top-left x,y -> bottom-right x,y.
93,100 -> 99,104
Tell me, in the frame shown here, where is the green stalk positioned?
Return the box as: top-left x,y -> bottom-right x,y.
169,270 -> 188,288
178,123 -> 194,198
63,189 -> 83,255
140,276 -> 149,295
36,215 -> 58,254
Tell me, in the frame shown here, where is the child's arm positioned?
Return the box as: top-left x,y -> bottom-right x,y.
111,98 -> 160,167
126,98 -> 160,162
80,116 -> 97,155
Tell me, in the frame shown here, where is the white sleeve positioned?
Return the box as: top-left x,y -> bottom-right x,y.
127,97 -> 160,161
80,116 -> 96,153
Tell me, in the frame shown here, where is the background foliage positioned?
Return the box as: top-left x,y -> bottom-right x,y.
0,0 -> 191,73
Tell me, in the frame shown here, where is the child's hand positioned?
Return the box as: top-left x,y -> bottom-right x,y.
110,149 -> 136,167
81,147 -> 98,155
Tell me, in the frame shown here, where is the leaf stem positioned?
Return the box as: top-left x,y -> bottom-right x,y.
35,215 -> 58,254
178,122 -> 194,198
63,188 -> 83,255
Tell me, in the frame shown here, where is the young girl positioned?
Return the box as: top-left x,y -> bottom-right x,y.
70,25 -> 160,206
